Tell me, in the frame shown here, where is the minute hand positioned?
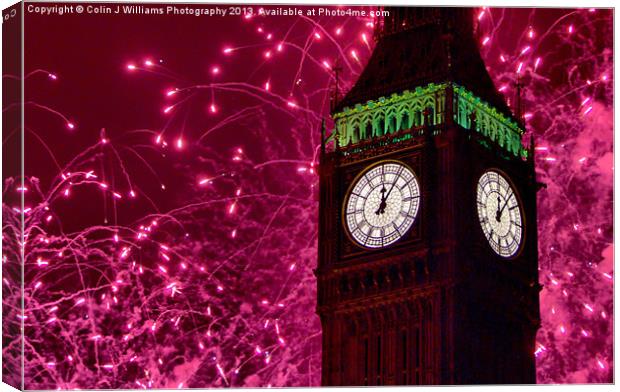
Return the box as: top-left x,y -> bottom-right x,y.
498,193 -> 512,216
384,168 -> 404,200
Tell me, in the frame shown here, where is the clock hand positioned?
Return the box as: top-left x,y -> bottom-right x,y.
376,183 -> 396,215
375,186 -> 387,215
498,193 -> 512,216
495,196 -> 502,222
496,194 -> 512,222
382,167 -> 404,207
379,169 -> 405,214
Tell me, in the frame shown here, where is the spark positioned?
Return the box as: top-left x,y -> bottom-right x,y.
350,49 -> 359,62
534,344 -> 547,357
534,57 -> 542,71
361,33 -> 369,47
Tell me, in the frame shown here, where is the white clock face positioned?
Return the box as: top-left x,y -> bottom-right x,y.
344,161 -> 420,248
476,170 -> 524,258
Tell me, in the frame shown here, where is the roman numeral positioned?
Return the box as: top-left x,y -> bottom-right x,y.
395,166 -> 404,181
399,210 -> 415,219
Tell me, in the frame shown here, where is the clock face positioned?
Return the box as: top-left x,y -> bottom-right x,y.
344,161 -> 420,248
476,170 -> 524,258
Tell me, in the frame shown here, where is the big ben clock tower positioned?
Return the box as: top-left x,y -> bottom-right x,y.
316,7 -> 541,385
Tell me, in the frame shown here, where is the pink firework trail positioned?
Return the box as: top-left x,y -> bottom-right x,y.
2,5 -> 612,389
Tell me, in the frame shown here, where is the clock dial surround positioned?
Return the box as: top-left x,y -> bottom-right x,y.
343,161 -> 421,249
476,170 -> 524,258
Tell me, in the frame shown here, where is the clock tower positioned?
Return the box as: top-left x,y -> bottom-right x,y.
316,7 -> 541,385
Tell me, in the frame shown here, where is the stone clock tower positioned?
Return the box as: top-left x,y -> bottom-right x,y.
316,7 -> 541,385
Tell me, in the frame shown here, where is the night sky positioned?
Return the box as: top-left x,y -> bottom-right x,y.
2,3 -> 613,388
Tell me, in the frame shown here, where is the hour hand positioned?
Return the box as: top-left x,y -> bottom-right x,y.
495,196 -> 502,222
496,195 -> 511,221
380,186 -> 387,201
375,186 -> 387,215
375,200 -> 387,215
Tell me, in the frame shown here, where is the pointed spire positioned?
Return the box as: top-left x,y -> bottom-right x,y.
330,61 -> 343,112
528,134 -> 536,165
515,73 -> 526,127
